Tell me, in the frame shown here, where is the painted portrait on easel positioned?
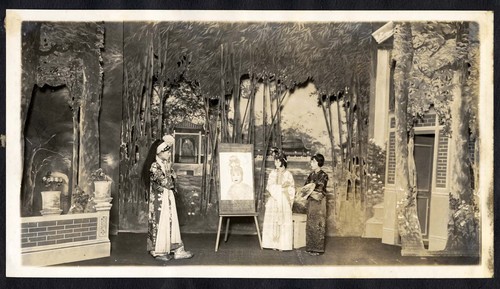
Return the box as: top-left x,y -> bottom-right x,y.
218,143 -> 255,213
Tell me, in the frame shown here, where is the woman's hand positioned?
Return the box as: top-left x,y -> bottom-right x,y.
281,181 -> 291,188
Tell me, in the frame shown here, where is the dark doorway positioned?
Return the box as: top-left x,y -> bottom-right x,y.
413,134 -> 435,243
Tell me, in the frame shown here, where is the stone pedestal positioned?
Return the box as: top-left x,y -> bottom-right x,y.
95,197 -> 113,211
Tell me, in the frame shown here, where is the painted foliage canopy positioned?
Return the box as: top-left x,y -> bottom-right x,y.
124,21 -> 373,100
406,22 -> 479,135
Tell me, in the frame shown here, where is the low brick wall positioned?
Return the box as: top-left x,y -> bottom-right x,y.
21,211 -> 110,266
22,217 -> 98,248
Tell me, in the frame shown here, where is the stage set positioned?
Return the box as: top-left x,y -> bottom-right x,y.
9,12 -> 491,276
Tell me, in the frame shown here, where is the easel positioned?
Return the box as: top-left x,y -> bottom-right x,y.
215,143 -> 262,252
215,212 -> 262,252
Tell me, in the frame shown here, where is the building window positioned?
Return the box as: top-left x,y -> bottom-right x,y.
389,59 -> 396,113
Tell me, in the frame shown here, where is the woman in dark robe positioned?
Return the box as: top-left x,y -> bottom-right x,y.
304,153 -> 328,255
142,135 -> 193,261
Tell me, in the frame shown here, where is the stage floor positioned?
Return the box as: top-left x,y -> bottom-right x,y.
60,233 -> 480,267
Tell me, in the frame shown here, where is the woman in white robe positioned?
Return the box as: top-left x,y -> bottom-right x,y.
262,150 -> 295,251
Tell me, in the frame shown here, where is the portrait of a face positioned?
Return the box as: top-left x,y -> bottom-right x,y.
220,153 -> 254,201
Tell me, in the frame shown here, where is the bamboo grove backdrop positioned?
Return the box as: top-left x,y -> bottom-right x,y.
119,21 -> 376,233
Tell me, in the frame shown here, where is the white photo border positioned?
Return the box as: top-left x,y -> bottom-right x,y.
5,9 -> 494,278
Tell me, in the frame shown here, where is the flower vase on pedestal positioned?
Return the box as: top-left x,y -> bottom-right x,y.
94,181 -> 113,211
40,190 -> 63,215
94,181 -> 112,201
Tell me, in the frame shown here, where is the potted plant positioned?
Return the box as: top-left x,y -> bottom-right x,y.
40,171 -> 64,215
90,168 -> 112,202
68,186 -> 96,214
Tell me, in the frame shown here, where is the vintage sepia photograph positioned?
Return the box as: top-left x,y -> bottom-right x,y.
5,10 -> 493,278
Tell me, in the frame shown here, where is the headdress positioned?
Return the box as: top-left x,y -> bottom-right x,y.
156,135 -> 175,154
229,155 -> 241,167
270,147 -> 287,163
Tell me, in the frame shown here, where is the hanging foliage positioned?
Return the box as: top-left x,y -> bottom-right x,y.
161,80 -> 205,132
408,22 -> 478,135
124,22 -> 372,100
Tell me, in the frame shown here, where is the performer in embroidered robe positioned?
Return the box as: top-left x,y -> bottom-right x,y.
304,153 -> 329,255
262,149 -> 295,251
142,135 -> 193,261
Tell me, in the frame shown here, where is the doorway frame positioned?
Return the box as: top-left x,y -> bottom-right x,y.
412,129 -> 436,244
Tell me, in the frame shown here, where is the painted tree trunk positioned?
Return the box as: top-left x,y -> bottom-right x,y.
256,79 -> 269,211
201,99 -> 210,213
445,64 -> 478,254
250,77 -> 257,145
355,77 -> 365,203
219,44 -> 228,142
327,99 -> 336,166
71,106 -> 80,205
79,90 -> 101,196
143,43 -> 153,141
449,67 -> 473,202
269,84 -> 275,147
119,68 -> 131,219
319,98 -> 333,156
344,85 -> 353,166
20,24 -> 41,212
393,22 -> 425,253
336,96 -> 345,167
276,86 -> 283,149
231,47 -> 242,143
23,146 -> 44,216
319,96 -> 336,191
154,33 -> 168,139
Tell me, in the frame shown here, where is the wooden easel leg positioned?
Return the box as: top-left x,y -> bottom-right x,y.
224,218 -> 230,242
215,216 -> 223,252
253,216 -> 263,249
